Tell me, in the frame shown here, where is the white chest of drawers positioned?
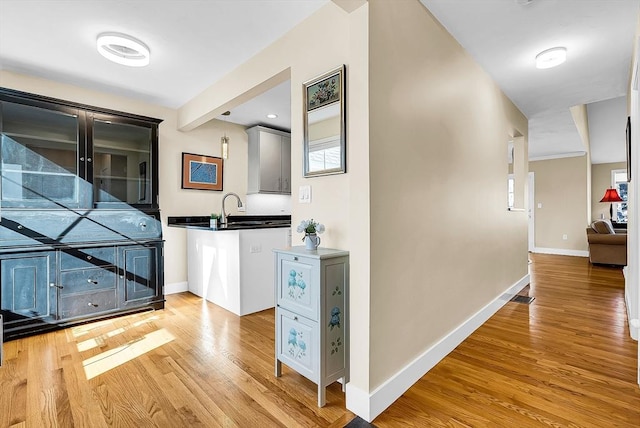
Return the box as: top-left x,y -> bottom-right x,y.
274,246 -> 349,407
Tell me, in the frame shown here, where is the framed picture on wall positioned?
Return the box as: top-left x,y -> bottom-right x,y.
306,68 -> 342,112
181,152 -> 223,191
626,116 -> 631,182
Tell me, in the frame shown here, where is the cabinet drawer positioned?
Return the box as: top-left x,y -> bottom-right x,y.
59,267 -> 117,295
277,307 -> 317,382
59,289 -> 117,319
60,247 -> 116,270
277,255 -> 318,321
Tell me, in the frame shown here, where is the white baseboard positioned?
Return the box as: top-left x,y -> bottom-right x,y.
625,286 -> 639,341
533,247 -> 589,257
346,273 -> 530,422
165,281 -> 188,295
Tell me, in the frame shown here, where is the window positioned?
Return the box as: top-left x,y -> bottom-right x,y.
611,169 -> 628,223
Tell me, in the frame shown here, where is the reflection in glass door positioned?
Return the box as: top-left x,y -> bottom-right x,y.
0,101 -> 80,207
92,119 -> 151,206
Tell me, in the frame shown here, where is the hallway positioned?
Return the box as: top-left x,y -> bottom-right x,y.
374,254 -> 639,426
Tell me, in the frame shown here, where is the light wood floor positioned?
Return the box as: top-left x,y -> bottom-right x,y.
1,253 -> 639,427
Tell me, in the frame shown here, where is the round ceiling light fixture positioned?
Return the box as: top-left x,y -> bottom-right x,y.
535,46 -> 567,69
96,32 -> 150,67
266,113 -> 278,119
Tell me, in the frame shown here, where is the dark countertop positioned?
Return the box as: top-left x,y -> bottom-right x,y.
167,215 -> 291,231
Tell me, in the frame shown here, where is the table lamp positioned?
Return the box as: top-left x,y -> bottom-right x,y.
599,188 -> 623,222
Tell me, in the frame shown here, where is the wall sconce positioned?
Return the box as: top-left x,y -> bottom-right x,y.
221,135 -> 229,159
220,111 -> 230,159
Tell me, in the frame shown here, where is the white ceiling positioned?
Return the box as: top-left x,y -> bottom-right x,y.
420,0 -> 639,163
0,0 -> 638,163
0,0 -> 327,108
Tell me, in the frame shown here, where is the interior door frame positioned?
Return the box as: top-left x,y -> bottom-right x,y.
528,172 -> 535,252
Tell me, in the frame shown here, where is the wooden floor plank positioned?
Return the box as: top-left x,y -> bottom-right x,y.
0,253 -> 638,427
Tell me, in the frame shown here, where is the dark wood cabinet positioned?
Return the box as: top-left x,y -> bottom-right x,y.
0,88 -> 164,341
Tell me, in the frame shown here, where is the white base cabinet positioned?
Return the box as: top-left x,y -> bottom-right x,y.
274,246 -> 349,407
187,227 -> 290,316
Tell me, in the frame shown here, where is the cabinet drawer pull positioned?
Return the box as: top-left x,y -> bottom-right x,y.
86,255 -> 92,260
293,316 -> 298,321
87,157 -> 92,163
88,302 -> 99,307
80,156 -> 84,161
87,279 -> 98,285
17,225 -> 23,230
49,283 -> 63,289
293,256 -> 298,261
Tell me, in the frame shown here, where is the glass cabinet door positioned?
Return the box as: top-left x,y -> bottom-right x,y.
0,101 -> 82,208
91,116 -> 152,207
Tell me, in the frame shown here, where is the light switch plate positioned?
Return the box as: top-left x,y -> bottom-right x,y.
299,185 -> 311,203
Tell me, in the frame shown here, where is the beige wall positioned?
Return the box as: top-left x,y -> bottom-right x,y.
591,162 -> 627,221
367,0 -> 528,389
529,156 -> 589,252
0,70 -> 249,286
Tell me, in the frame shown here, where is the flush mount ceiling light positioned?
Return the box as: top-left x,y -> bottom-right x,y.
535,47 -> 567,69
266,113 -> 278,119
96,32 -> 150,67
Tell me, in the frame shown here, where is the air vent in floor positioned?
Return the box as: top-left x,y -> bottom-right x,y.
511,295 -> 535,304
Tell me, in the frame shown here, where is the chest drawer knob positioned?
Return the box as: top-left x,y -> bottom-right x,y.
87,302 -> 99,307
86,255 -> 92,260
294,256 -> 298,261
87,279 -> 98,285
17,225 -> 23,230
49,283 -> 63,289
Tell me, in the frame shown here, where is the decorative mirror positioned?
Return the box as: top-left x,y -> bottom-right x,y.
303,65 -> 346,177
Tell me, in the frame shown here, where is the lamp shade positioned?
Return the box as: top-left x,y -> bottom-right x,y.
599,188 -> 623,203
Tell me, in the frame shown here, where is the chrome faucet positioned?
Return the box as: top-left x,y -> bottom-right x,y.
220,192 -> 243,225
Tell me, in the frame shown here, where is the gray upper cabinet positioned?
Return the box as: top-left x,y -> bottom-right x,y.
246,126 -> 291,194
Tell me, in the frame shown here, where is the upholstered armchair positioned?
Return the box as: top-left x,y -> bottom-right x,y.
586,220 -> 627,266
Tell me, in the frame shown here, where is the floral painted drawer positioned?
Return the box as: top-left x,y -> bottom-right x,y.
276,306 -> 317,381
276,254 -> 318,321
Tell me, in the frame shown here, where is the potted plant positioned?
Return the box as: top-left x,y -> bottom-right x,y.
210,213 -> 220,230
296,218 -> 325,250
